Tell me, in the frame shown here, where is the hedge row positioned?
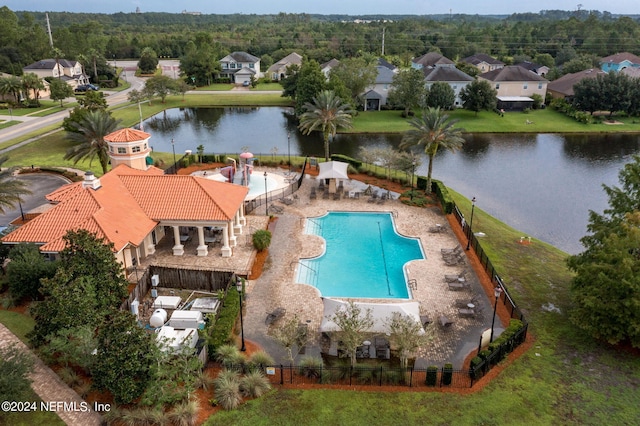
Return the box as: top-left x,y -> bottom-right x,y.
206,286 -> 239,358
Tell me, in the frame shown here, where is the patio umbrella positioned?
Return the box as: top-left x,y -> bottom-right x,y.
316,161 -> 349,180
239,152 -> 254,159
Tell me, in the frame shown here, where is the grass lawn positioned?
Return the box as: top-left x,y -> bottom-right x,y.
0,120 -> 21,130
349,108 -> 640,134
252,82 -> 284,91
206,192 -> 640,425
0,309 -> 35,342
194,83 -> 235,91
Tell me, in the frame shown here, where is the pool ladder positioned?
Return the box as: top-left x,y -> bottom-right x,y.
290,261 -> 318,286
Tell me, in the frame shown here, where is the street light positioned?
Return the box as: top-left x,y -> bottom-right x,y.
466,197 -> 476,250
264,171 -> 268,215
236,277 -> 246,352
287,131 -> 291,172
490,286 -> 503,343
410,156 -> 416,200
171,138 -> 177,174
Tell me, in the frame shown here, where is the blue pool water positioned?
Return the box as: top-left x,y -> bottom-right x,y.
297,212 -> 424,299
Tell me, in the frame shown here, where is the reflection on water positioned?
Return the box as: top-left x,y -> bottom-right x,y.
141,107 -> 640,254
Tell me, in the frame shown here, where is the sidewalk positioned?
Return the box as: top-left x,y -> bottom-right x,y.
0,323 -> 102,425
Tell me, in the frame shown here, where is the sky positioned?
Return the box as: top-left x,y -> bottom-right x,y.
2,0 -> 638,16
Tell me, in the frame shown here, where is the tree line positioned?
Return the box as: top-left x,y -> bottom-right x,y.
2,6 -> 640,76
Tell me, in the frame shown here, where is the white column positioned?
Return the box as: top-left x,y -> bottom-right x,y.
196,226 -> 208,256
239,203 -> 246,226
228,220 -> 237,247
172,226 -> 184,256
234,210 -> 243,235
221,225 -> 232,257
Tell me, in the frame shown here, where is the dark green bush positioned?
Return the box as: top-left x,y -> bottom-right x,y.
442,363 -> 453,386
330,154 -> 362,170
425,365 -> 438,386
416,175 -> 428,190
252,230 -> 272,251
432,179 -> 454,213
207,288 -> 239,358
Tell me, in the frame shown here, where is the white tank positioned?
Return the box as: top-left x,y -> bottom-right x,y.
150,308 -> 167,328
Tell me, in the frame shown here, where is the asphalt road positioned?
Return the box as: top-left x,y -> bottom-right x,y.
0,173 -> 73,226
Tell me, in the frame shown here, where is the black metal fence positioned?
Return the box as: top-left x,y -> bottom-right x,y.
244,157 -> 308,215
453,204 -> 527,323
224,324 -> 522,390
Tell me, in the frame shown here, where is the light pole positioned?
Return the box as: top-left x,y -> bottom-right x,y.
171,138 -> 177,174
466,197 -> 476,250
236,277 -> 246,352
410,157 -> 416,201
490,286 -> 503,343
264,172 -> 268,215
287,131 -> 291,172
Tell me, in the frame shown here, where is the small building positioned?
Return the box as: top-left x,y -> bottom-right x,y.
363,65 -> 396,111
600,52 -> 640,73
320,58 -> 340,79
479,65 -> 548,108
423,66 -> 474,108
515,61 -> 550,78
546,68 -> 606,101
22,58 -> 89,89
219,52 -> 262,84
461,53 -> 505,73
411,52 -> 455,70
267,52 -> 303,81
2,128 -> 249,268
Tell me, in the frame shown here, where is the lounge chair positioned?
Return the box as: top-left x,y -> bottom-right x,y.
268,204 -> 284,214
322,189 -> 330,199
444,254 -> 465,266
447,281 -> 466,291
429,224 -> 445,233
445,270 -> 467,283
310,191 -> 317,200
458,308 -> 476,318
441,245 -> 462,255
454,295 -> 479,309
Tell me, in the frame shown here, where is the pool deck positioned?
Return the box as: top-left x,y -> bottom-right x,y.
241,170 -> 500,369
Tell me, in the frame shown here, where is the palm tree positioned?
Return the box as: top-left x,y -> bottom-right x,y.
298,90 -> 354,161
21,73 -> 44,105
0,156 -> 31,214
64,110 -> 121,174
400,107 -> 465,193
0,75 -> 23,103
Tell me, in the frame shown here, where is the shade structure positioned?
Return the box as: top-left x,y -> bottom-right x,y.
239,152 -> 254,159
319,297 -> 424,335
316,161 -> 349,181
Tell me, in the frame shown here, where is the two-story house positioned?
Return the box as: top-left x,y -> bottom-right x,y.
219,52 -> 262,84
478,66 -> 548,111
411,52 -> 456,70
461,53 -> 505,73
267,52 -> 303,81
423,66 -> 474,108
546,69 -> 606,101
363,64 -> 397,111
600,52 -> 640,73
22,58 -> 89,89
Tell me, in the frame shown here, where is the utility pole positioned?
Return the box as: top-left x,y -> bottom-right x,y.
381,27 -> 385,56
46,13 -> 54,48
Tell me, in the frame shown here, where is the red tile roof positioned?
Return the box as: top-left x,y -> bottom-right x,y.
104,128 -> 151,142
2,164 -> 248,253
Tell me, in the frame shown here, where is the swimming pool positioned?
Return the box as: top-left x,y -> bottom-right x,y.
297,212 -> 424,299
207,172 -> 282,199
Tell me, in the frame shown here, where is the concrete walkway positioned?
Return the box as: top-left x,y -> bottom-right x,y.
0,324 -> 102,425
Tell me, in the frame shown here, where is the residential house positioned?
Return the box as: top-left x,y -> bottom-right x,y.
363,64 -> 397,111
411,52 -> 455,70
478,65 -> 548,111
515,61 -> 550,77
423,66 -> 474,108
461,53 -> 505,73
546,68 -> 606,101
377,57 -> 397,71
219,51 -> 262,84
2,128 -> 249,268
600,52 -> 640,73
267,52 -> 303,81
621,67 -> 640,79
320,58 -> 340,79
22,58 -> 89,89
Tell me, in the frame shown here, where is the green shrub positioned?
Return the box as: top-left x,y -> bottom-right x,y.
416,175 -> 428,190
298,356 -> 323,379
425,365 -> 438,386
248,350 -> 275,373
252,230 -> 272,251
330,154 -> 362,169
239,370 -> 271,397
442,363 -> 453,385
214,370 -> 242,410
208,289 -> 240,357
431,179 -> 454,213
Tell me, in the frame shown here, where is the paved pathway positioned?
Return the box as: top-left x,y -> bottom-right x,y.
0,324 -> 102,425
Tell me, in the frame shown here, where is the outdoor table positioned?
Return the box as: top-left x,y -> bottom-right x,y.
467,303 -> 475,309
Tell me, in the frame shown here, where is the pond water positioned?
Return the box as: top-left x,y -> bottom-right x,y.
142,107 -> 640,254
